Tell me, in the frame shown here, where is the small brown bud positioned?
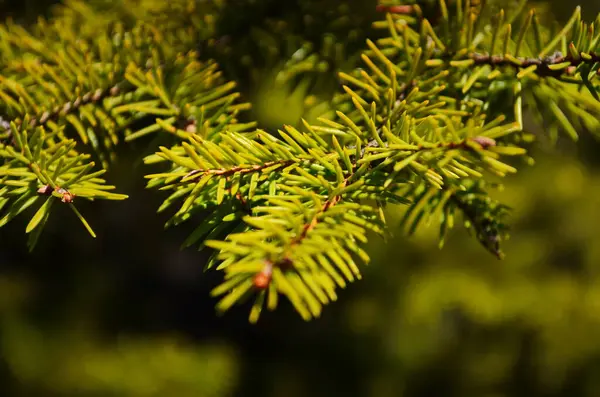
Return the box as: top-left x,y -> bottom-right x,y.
375,5 -> 414,14
471,136 -> 496,148
185,121 -> 197,133
110,85 -> 120,96
253,262 -> 273,289
253,272 -> 271,289
62,102 -> 72,114
39,111 -> 50,123
37,185 -> 53,195
61,192 -> 74,203
92,89 -> 103,102
0,116 -> 9,130
56,187 -> 74,203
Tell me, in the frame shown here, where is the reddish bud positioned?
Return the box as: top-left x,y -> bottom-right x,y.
253,272 -> 272,289
56,187 -> 74,203
185,121 -> 197,133
61,102 -> 72,115
37,185 -> 53,195
39,111 -> 50,124
92,89 -> 103,102
253,262 -> 274,289
61,192 -> 74,203
471,136 -> 496,148
375,5 -> 414,14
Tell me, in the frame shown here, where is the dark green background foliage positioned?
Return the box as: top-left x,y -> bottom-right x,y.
2,0 -> 600,396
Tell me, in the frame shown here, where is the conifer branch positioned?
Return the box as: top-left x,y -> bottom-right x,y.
3,0 -> 600,323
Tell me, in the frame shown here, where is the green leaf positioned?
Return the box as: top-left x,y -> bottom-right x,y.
216,177 -> 227,204
215,279 -> 254,314
0,195 -> 39,228
549,101 -> 579,141
69,204 -> 96,238
539,6 -> 581,57
26,197 -> 54,233
248,291 -> 266,324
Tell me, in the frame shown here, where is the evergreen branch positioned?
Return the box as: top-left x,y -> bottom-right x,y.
0,2 -> 252,166
207,194 -> 384,323
0,118 -> 127,249
158,102 -> 525,321
3,0 -> 599,324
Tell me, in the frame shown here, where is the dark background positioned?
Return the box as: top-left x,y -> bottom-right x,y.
2,1 -> 600,396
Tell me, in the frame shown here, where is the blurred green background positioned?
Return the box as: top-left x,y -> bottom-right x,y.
2,1 -> 600,396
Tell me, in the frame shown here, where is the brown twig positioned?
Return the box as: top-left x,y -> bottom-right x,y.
467,51 -> 600,78
13,85 -> 122,130
292,189 -> 344,248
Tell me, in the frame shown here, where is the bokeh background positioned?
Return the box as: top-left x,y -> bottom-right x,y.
2,1 -> 600,396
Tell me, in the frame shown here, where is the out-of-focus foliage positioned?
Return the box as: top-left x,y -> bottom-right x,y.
0,277 -> 239,397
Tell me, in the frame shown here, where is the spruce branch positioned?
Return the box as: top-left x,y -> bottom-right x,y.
147,82 -> 526,321
0,0 -> 253,248
135,0 -> 600,321
2,0 -> 600,324
0,117 -> 127,249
